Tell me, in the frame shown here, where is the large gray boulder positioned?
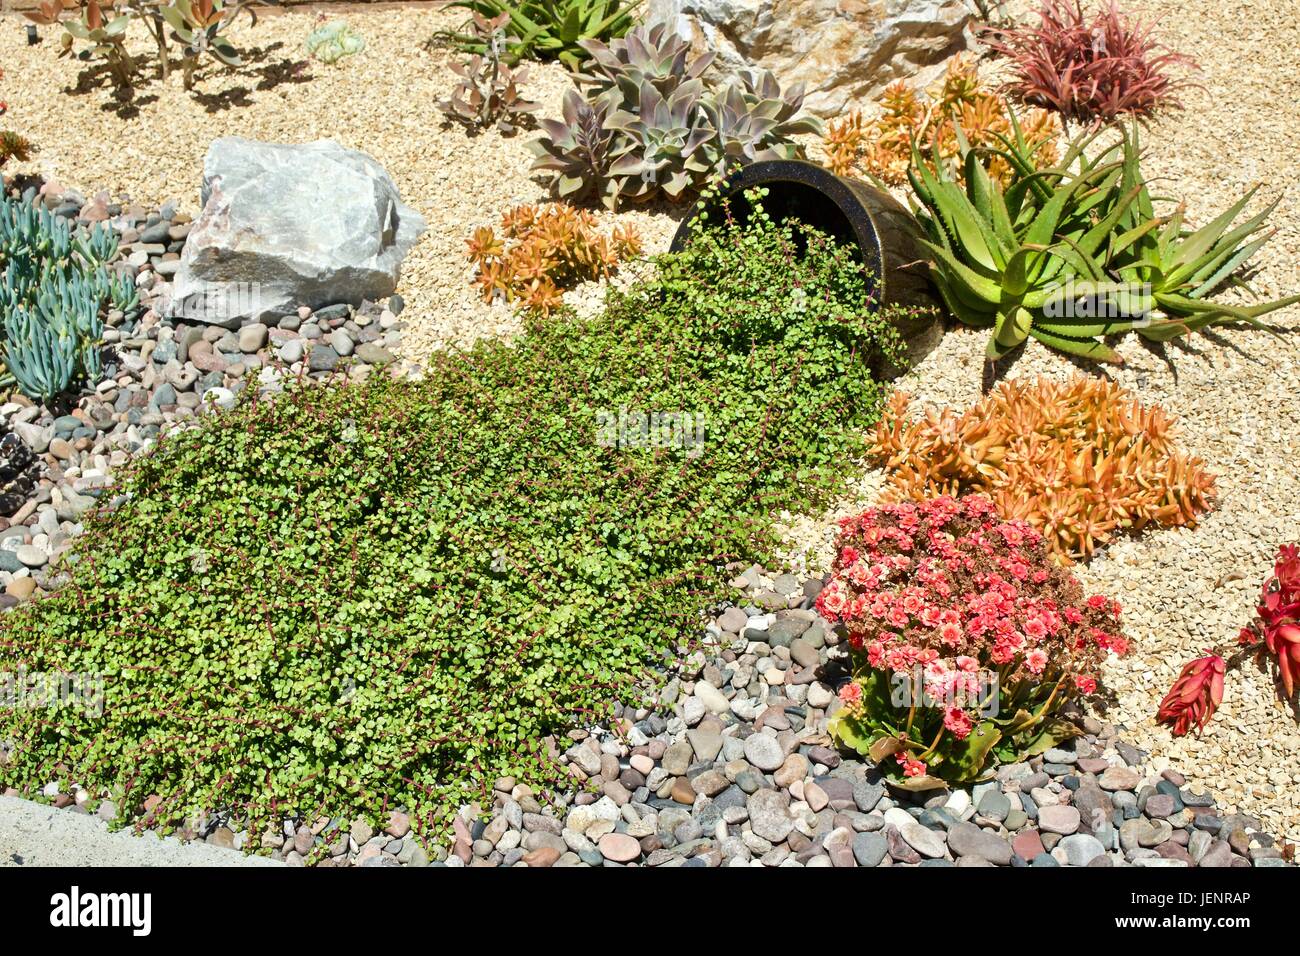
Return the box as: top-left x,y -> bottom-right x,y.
168,138 -> 426,327
646,0 -> 973,116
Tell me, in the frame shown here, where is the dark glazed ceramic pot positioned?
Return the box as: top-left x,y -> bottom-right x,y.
669,159 -> 937,335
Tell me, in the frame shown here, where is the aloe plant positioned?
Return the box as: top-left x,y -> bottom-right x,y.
61,0 -> 137,88
439,0 -> 638,70
910,114 -> 1299,363
1108,127 -> 1300,333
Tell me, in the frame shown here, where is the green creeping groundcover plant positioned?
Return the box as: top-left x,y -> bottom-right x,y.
0,190 -> 925,849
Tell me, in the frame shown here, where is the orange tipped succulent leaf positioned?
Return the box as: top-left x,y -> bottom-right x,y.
466,201 -> 638,315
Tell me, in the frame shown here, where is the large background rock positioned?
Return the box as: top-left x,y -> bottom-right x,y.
646,0 -> 973,116
169,138 -> 426,327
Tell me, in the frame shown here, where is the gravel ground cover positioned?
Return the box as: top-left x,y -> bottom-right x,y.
342,567 -> 1290,867
0,185 -> 415,611
2,0 -> 1299,851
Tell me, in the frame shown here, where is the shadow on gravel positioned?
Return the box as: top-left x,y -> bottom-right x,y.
977,320 -> 1300,394
980,338 -> 1119,393
63,42 -> 313,118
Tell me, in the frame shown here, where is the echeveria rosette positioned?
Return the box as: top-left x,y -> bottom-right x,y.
528,20 -> 820,210
819,494 -> 1129,788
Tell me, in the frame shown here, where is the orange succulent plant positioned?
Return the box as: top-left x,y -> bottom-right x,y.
824,54 -> 1058,187
868,375 -> 1216,563
466,202 -> 642,316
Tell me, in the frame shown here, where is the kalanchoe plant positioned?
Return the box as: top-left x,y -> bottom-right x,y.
820,494 -> 1129,788
438,12 -> 539,134
1159,545 -> 1300,737
60,0 -> 137,88
25,0 -> 268,91
981,0 -> 1199,127
159,0 -> 257,89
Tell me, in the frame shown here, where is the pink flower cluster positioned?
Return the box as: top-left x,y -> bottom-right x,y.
818,495 -> 1128,776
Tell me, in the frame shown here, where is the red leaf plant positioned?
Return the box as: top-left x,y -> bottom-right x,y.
1159,544 -> 1300,736
981,0 -> 1199,127
1241,544 -> 1300,699
1156,653 -> 1224,737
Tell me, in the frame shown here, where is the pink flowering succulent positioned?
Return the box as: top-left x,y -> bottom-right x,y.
818,494 -> 1128,788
